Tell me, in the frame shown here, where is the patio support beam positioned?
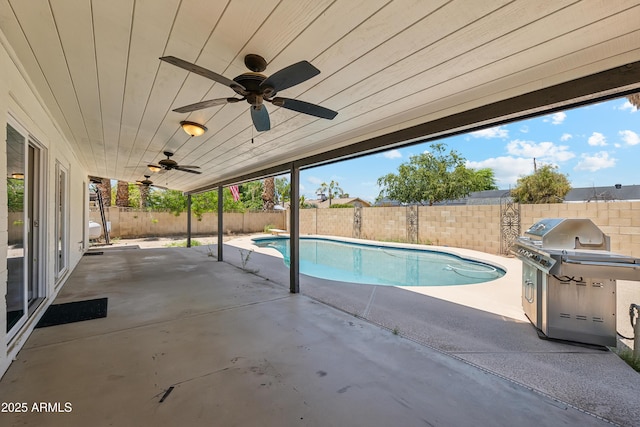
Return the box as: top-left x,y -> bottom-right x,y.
218,186 -> 223,261
289,163 -> 300,294
187,194 -> 192,248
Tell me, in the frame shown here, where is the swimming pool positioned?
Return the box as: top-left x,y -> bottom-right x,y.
252,236 -> 505,286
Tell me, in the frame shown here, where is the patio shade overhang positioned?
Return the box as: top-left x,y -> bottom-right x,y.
1,1 -> 639,190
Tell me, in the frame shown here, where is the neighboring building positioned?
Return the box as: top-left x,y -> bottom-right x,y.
307,196 -> 371,208
374,197 -> 403,207
374,185 -> 640,206
564,184 -> 640,202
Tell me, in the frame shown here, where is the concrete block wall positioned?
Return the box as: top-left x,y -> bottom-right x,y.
521,202 -> 640,257
297,202 -> 640,257
361,207 -> 407,242
92,203 -> 640,256
299,209 -> 317,235
90,208 -> 286,238
316,208 -> 354,237
417,205 -> 501,253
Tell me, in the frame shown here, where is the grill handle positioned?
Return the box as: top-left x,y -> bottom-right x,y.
562,258 -> 640,269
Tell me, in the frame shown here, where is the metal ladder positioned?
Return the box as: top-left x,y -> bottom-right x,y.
95,188 -> 111,245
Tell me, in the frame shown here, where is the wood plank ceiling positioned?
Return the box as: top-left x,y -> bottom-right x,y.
1,0 -> 639,192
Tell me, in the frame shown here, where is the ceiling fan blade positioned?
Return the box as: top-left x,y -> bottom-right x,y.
272,97 -> 338,120
260,61 -> 320,92
160,56 -> 244,90
251,105 -> 271,132
176,165 -> 200,169
173,97 -> 240,113
174,166 -> 202,175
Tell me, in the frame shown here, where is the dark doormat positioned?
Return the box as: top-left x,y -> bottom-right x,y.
35,298 -> 108,328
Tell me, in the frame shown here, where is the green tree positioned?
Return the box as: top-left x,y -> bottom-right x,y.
376,143 -> 495,205
469,168 -> 499,191
275,177 -> 290,205
241,181 -> 264,210
128,183 -> 141,208
147,189 -> 186,215
7,178 -> 24,212
146,188 -> 244,217
510,164 -> 571,203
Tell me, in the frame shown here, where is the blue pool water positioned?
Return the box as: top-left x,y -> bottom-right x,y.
252,236 -> 505,286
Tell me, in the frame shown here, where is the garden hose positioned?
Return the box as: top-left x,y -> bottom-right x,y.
617,303 -> 639,341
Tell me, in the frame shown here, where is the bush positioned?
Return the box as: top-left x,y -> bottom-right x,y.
264,224 -> 275,233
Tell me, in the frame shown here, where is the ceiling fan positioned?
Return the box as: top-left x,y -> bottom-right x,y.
147,151 -> 201,175
160,54 -> 338,132
135,175 -> 167,189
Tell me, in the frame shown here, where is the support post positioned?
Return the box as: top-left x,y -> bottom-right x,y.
218,186 -> 223,261
290,164 -> 300,293
186,194 -> 192,248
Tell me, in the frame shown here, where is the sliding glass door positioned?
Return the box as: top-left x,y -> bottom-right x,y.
6,120 -> 44,337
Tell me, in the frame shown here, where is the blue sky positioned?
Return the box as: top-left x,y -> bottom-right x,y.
297,97 -> 639,202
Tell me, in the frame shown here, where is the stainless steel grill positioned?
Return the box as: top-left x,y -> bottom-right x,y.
512,218 -> 640,346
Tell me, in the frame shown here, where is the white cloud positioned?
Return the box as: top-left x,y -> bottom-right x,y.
574,151 -> 616,172
466,157 -> 535,187
544,112 -> 566,125
618,100 -> 638,113
519,125 -> 529,134
382,149 -> 402,159
619,130 -> 640,146
470,126 -> 508,139
587,132 -> 607,146
560,133 -> 572,141
306,176 -> 322,185
506,139 -> 575,162
551,112 -> 566,124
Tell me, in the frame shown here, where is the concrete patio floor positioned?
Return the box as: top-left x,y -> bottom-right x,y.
0,237 -> 638,426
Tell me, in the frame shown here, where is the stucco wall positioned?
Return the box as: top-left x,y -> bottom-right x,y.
1,34 -> 89,376
297,202 -> 640,257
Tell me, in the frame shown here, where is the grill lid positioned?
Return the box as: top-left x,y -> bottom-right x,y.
514,218 -> 640,280
523,218 -> 609,250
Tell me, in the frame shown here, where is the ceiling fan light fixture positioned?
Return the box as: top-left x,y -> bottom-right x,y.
147,165 -> 162,173
180,121 -> 207,137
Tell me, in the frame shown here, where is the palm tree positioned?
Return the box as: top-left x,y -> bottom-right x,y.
139,185 -> 150,208
628,93 -> 640,109
262,177 -> 275,210
116,180 -> 129,207
97,178 -> 111,207
316,180 -> 343,206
